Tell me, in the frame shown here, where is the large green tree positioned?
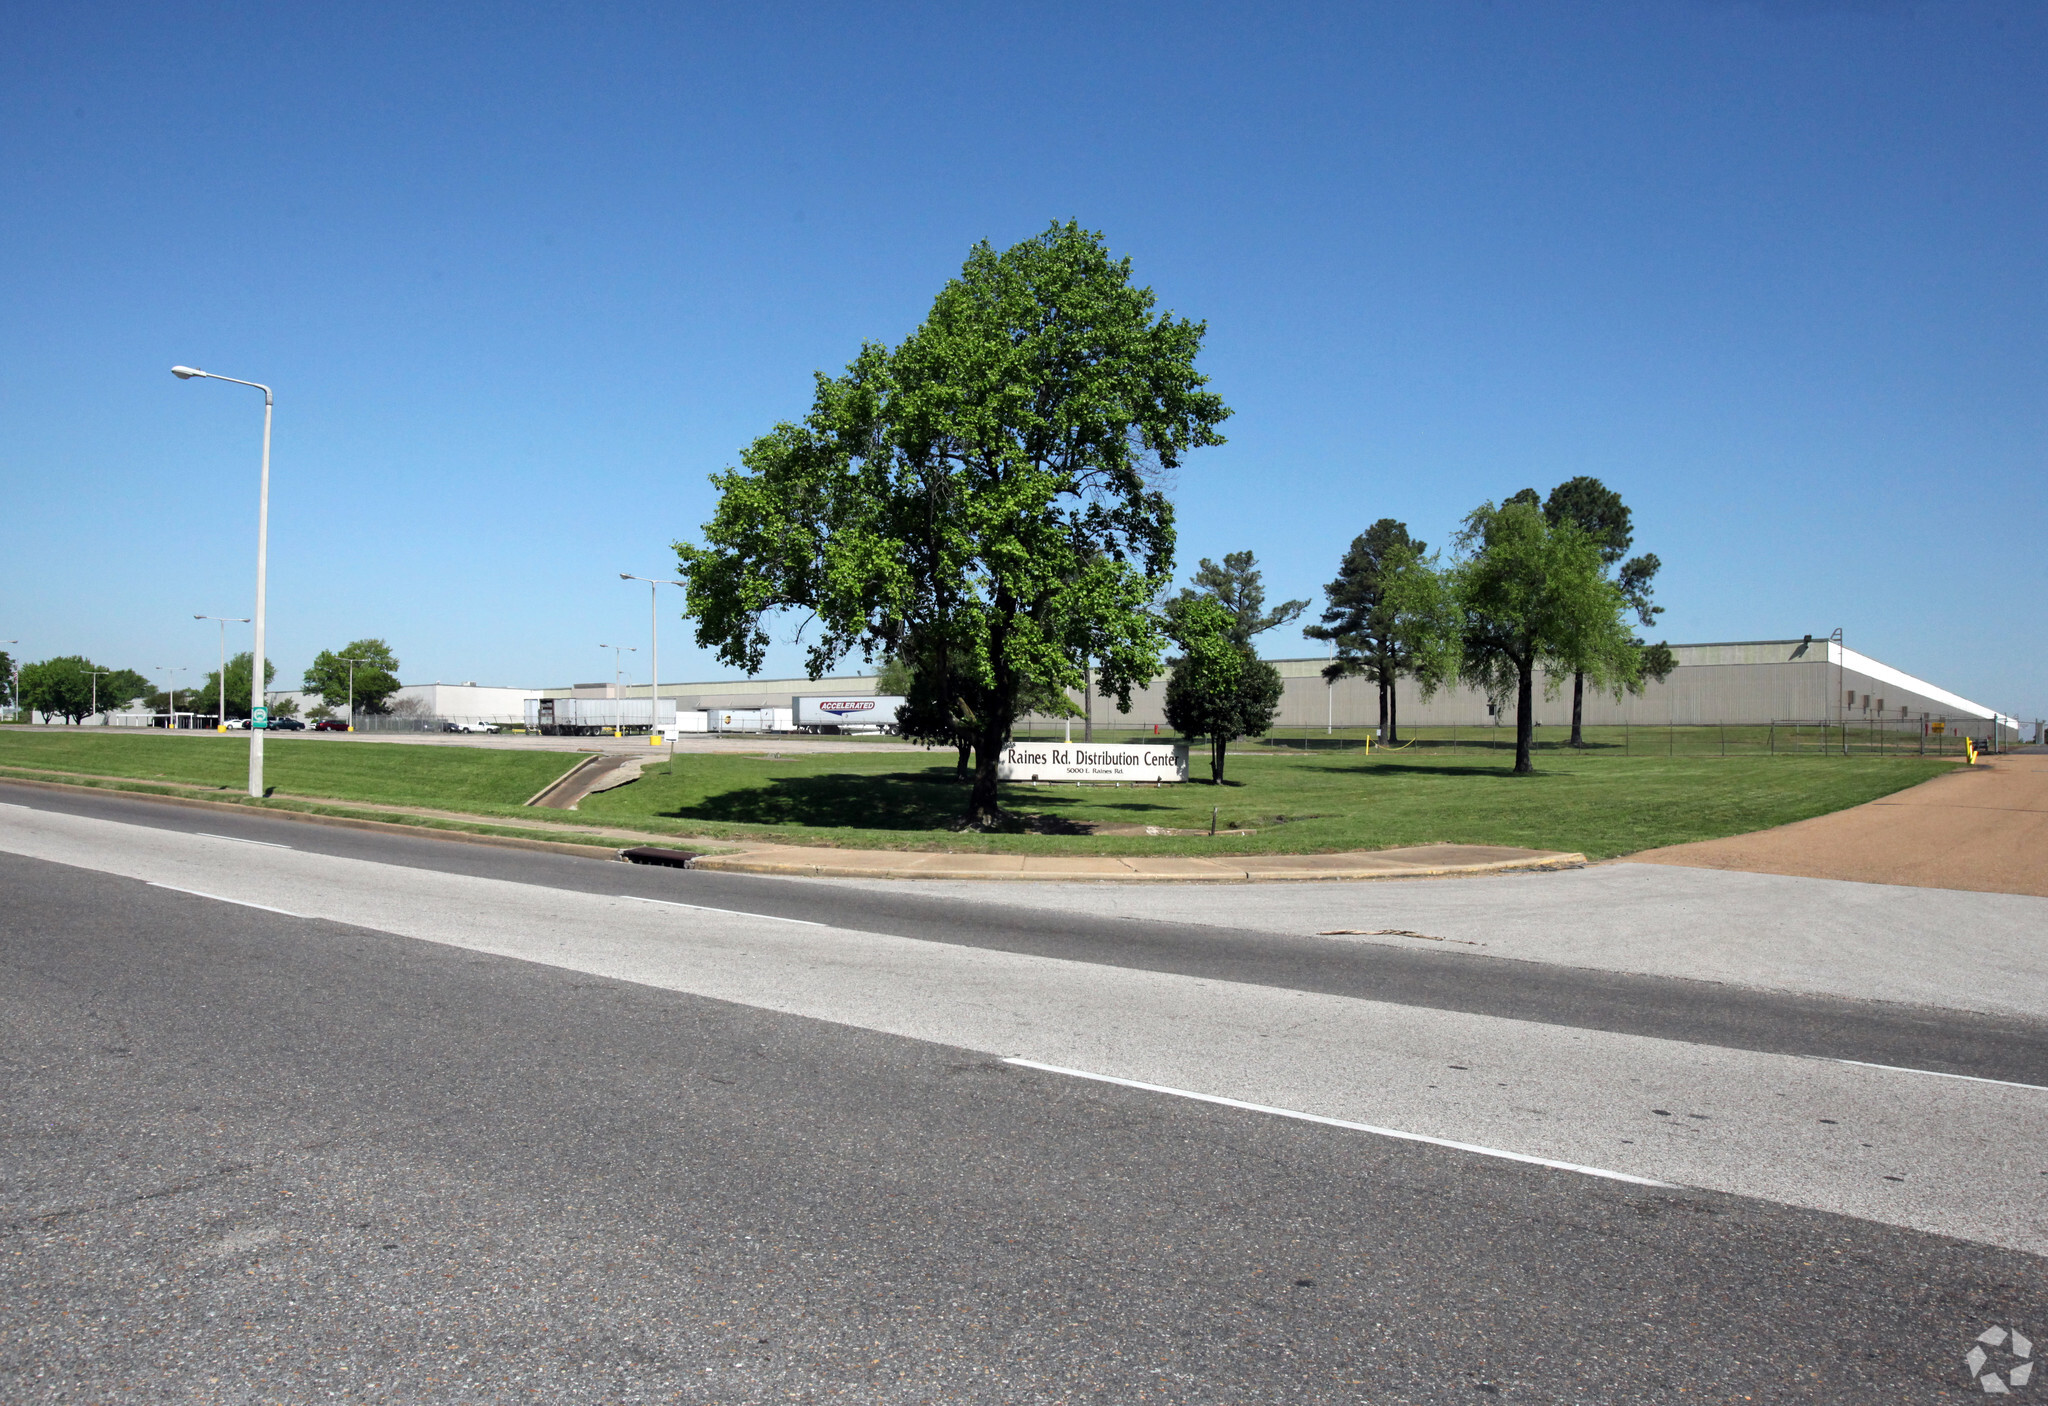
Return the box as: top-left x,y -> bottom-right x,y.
304,640 -> 401,717
1304,519 -> 1442,743
18,657 -> 98,724
1175,551 -> 1307,647
1161,598 -> 1284,785
1444,498 -> 1642,775
1540,476 -> 1665,746
679,222 -> 1230,826
193,653 -> 278,723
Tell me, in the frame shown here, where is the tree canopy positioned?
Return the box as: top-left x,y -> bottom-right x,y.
1442,498 -> 1641,774
1539,476 -> 1666,744
17,656 -> 147,723
1176,551 -> 1306,647
304,640 -> 401,716
193,653 -> 277,722
1304,519 -> 1445,741
679,222 -> 1230,826
1161,597 -> 1283,785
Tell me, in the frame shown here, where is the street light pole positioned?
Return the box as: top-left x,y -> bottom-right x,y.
339,656 -> 371,732
157,666 -> 187,730
620,575 -> 683,745
84,669 -> 112,725
173,367 -> 273,796
597,644 -> 636,736
194,614 -> 250,731
1830,626 -> 1845,756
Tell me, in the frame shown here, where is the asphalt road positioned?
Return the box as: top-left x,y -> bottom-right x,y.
7,783 -> 2048,1085
4,785 -> 2046,1401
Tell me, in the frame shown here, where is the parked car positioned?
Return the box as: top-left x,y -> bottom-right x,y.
454,720 -> 500,734
269,716 -> 306,731
222,717 -> 249,730
313,718 -> 350,732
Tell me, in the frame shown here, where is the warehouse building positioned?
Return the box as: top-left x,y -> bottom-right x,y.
541,635 -> 2016,742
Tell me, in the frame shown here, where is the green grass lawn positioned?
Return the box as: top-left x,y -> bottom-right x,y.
0,727 -> 1953,860
0,730 -> 579,809
573,744 -> 1950,859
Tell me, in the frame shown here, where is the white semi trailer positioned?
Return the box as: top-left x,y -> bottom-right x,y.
792,695 -> 906,734
526,697 -> 678,736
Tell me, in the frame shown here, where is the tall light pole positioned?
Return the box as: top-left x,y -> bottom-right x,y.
598,644 -> 636,736
157,666 -> 187,729
83,668 -> 113,725
339,656 -> 372,732
173,367 -> 273,796
1830,626 -> 1845,756
194,614 -> 250,731
620,574 -> 683,745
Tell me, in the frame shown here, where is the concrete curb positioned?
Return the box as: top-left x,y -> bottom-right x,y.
685,852 -> 1588,884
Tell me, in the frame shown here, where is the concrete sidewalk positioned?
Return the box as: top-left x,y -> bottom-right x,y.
687,840 -> 1585,883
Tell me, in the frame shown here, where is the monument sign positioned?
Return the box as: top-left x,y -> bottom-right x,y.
997,741 -> 1188,784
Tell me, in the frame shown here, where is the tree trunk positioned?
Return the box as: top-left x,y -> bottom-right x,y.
1570,670 -> 1586,747
955,736 -> 971,782
967,716 -> 1008,827
1389,683 -> 1400,745
1514,658 -> 1536,775
1083,657 -> 1093,743
1376,679 -> 1389,739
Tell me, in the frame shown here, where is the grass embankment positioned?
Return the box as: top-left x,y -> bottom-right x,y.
0,728 -> 1952,860
0,730 -> 575,809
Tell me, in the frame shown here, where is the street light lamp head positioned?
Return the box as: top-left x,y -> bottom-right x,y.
170,366 -> 205,380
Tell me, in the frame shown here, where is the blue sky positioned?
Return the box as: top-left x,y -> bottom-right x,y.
4,2 -> 2042,716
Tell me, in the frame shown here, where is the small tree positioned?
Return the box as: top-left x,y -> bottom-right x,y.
304,640 -> 401,717
679,222 -> 1229,827
1541,477 -> 1663,746
1445,498 -> 1640,776
1162,598 -> 1284,784
1176,551 -> 1307,646
194,653 -> 277,722
1304,519 -> 1441,742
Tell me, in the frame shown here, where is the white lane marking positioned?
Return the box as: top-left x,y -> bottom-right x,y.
147,882 -> 304,919
1833,1058 -> 2048,1094
616,894 -> 828,928
193,832 -> 292,849
1005,1058 -> 1678,1188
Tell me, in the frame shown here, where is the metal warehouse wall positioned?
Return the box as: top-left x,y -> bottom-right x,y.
1060,639 -> 1998,732
541,638 -> 2000,734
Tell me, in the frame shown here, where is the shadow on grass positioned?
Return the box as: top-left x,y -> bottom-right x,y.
660,767 -> 1186,831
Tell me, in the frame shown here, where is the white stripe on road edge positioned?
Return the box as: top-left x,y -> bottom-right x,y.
1004,1058 -> 1678,1188
617,894 -> 828,927
194,832 -> 292,849
147,882 -> 304,919
1833,1058 -> 2048,1094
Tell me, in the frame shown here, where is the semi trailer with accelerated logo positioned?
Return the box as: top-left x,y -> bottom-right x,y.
792,695 -> 907,734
